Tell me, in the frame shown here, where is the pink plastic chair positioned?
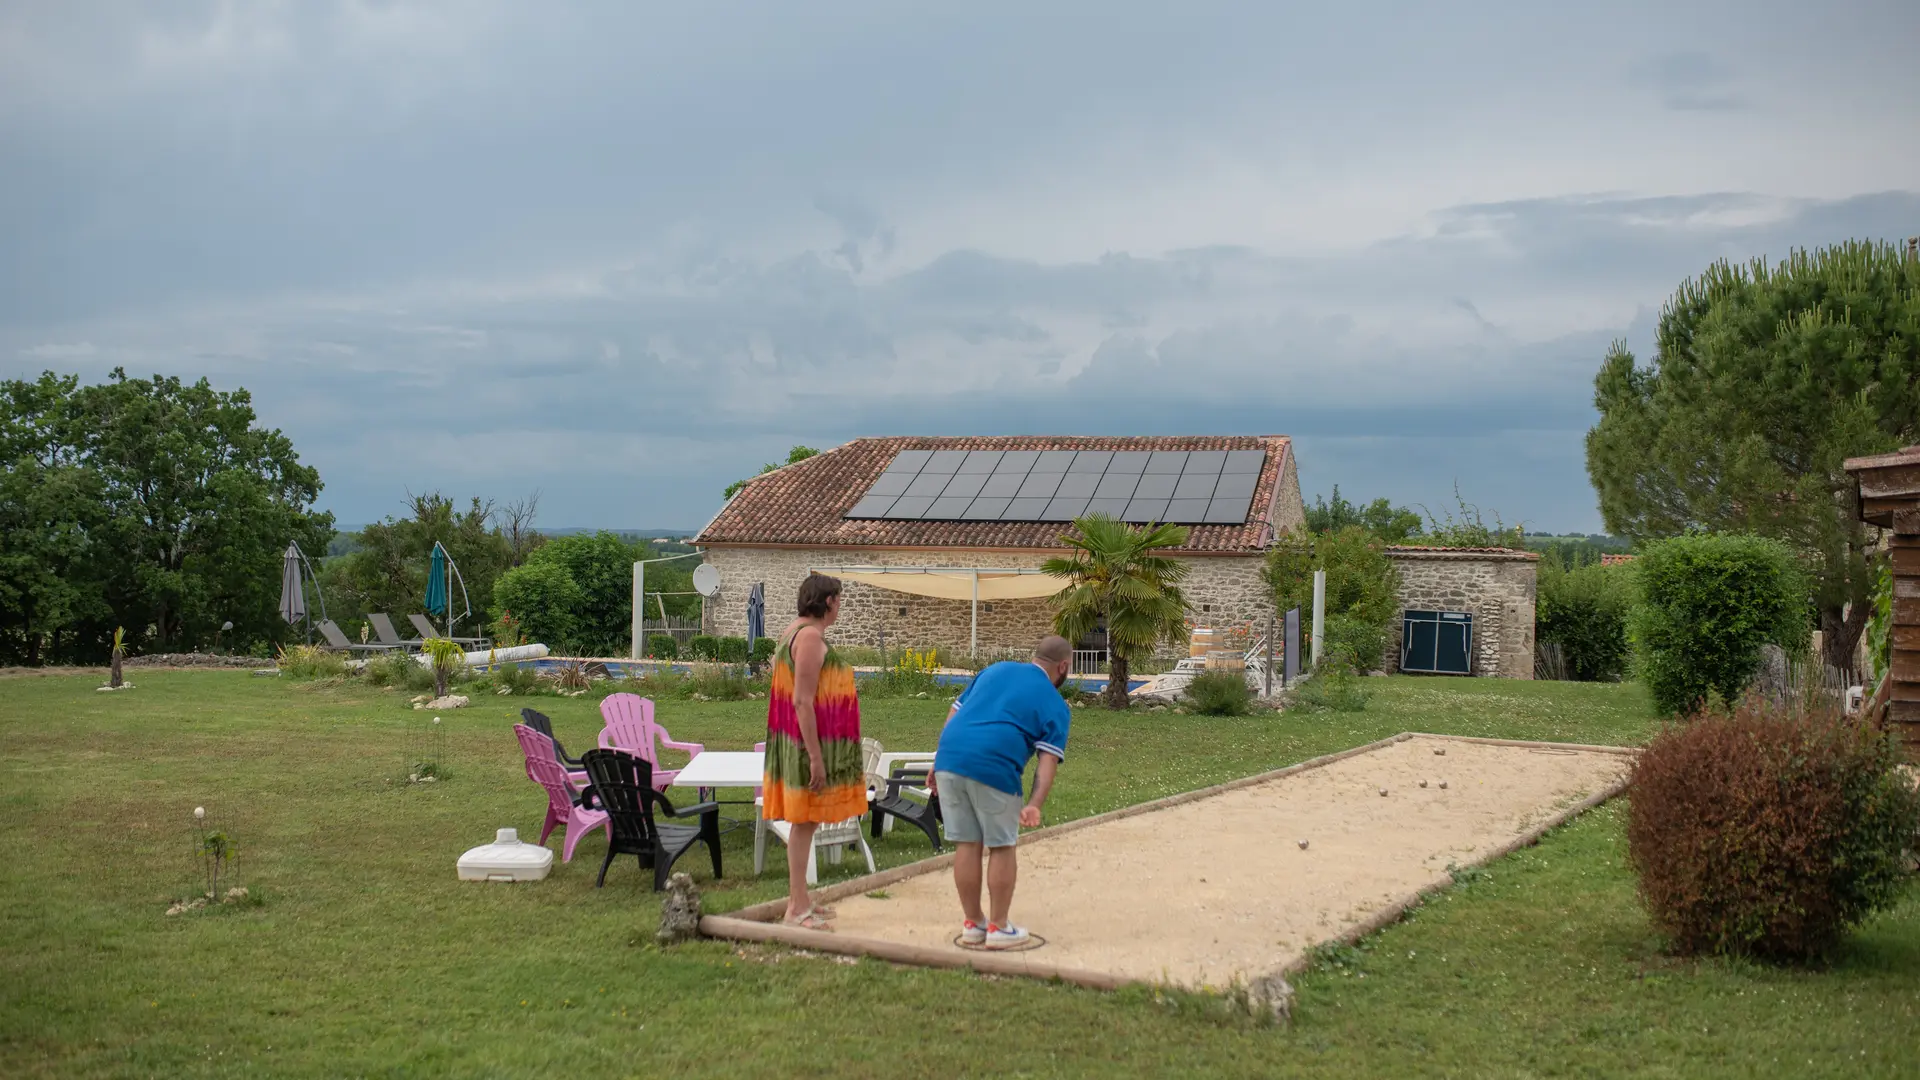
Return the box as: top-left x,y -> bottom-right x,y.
598,694 -> 704,791
514,724 -> 608,862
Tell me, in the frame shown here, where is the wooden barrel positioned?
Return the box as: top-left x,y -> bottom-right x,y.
1190,628 -> 1215,658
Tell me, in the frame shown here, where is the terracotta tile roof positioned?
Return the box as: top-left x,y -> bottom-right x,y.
1600,553 -> 1637,565
697,435 -> 1294,554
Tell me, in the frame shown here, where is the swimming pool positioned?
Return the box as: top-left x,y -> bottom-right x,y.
473,657 -> 1147,694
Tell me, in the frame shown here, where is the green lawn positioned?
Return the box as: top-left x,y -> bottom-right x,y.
2,670 -> 1915,1078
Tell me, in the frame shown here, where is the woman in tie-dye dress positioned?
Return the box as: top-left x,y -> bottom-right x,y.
764,573 -> 867,928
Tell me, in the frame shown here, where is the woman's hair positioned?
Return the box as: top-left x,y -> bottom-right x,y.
796,573 -> 842,618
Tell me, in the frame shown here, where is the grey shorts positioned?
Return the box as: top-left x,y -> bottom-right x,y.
935,771 -> 1022,848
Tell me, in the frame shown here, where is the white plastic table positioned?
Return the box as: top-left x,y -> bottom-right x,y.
671,750 -> 765,792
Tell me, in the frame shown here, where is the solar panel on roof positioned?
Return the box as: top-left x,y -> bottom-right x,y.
1167,498 -> 1211,521
844,448 -> 1266,524
925,449 -> 969,473
1045,496 -> 1091,520
886,450 -> 932,474
885,495 -> 934,519
962,497 -> 1010,520
1213,472 -> 1258,500
1004,497 -> 1052,519
1054,473 -> 1099,499
905,472 -> 951,497
1173,472 -> 1220,500
1016,472 -> 1063,499
846,494 -> 897,518
1131,473 -> 1177,499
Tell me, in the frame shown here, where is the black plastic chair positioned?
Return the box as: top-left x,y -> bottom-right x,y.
520,708 -> 584,772
870,764 -> 944,853
580,748 -> 722,891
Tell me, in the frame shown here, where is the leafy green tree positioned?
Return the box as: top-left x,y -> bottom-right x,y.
1588,241 -> 1920,668
1263,526 -> 1400,671
520,531 -> 648,655
723,445 -> 820,500
324,494 -> 511,637
491,562 -> 582,652
77,370 -> 332,655
1044,515 -> 1192,708
0,374 -> 109,664
1631,532 -> 1809,715
1304,485 -> 1423,543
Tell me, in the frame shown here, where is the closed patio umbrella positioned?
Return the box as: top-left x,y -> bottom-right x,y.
745,582 -> 766,657
279,543 -> 306,626
423,541 -> 472,638
425,543 -> 449,623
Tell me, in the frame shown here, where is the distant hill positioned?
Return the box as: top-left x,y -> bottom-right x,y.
326,527 -> 697,558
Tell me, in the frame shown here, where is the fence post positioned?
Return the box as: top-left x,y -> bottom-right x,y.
1265,610 -> 1275,697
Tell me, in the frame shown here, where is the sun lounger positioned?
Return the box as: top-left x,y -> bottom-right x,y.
407,613 -> 490,649
316,619 -> 402,655
368,613 -> 422,651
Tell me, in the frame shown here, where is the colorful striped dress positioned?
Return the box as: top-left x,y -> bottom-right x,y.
762,627 -> 868,824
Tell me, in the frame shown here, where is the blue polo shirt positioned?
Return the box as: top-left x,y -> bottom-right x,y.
934,661 -> 1072,796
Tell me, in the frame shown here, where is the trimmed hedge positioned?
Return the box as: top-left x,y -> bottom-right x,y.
1628,699 -> 1920,961
686,635 -> 718,661
1537,560 -> 1634,681
646,634 -> 679,660
1630,532 -> 1807,715
716,636 -> 749,663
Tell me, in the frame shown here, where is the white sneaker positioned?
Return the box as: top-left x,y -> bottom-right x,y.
984,923 -> 1030,950
960,920 -> 987,946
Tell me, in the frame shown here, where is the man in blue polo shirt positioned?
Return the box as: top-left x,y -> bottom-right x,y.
933,635 -> 1073,950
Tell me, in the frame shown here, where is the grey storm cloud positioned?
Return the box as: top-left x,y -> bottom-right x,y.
3,1 -> 1918,529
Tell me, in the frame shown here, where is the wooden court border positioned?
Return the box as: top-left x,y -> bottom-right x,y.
697,732 -> 1637,991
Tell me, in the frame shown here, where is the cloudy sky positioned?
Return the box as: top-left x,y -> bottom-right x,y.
3,1 -> 1916,533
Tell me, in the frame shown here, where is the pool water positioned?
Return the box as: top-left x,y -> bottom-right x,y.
474,657 -> 1146,693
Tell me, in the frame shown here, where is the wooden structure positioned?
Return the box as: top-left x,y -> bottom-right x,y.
1846,444 -> 1920,759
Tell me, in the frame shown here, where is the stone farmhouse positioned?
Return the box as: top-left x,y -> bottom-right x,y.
694,435 -> 1537,677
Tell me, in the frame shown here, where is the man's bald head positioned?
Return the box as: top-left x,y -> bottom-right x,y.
1034,636 -> 1073,665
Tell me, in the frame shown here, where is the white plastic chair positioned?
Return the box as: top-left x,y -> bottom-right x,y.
754,810 -> 874,885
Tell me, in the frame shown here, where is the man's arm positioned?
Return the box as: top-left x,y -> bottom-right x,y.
1020,753 -> 1060,828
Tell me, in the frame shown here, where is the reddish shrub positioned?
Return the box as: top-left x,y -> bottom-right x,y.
1627,698 -> 1920,962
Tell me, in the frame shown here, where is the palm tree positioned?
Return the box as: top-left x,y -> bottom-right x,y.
1043,515 -> 1192,709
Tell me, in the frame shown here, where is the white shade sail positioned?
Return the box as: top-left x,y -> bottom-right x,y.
816,567 -> 1071,602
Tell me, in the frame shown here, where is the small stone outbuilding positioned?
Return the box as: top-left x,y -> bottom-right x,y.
1383,547 -> 1540,679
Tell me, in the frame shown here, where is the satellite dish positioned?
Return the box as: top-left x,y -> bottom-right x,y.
692,563 -> 721,597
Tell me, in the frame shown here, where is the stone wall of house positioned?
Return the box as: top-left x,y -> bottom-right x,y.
697,546 -> 1274,657
1383,549 -> 1538,679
